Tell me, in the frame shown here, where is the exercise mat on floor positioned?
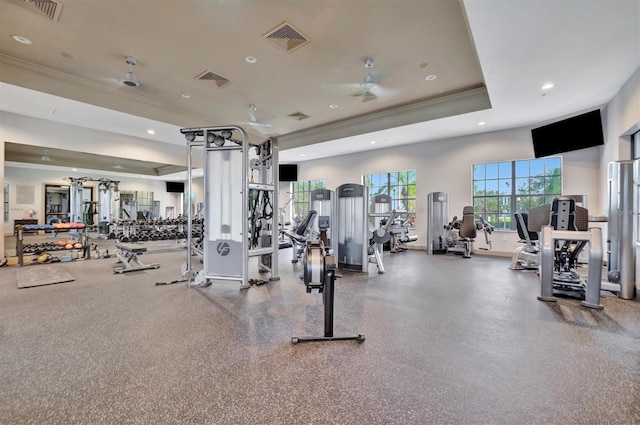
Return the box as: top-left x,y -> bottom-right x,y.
17,266 -> 74,288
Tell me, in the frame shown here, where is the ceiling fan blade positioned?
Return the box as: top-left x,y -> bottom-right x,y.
241,121 -> 274,128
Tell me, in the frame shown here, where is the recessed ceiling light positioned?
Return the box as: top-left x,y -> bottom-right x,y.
300,154 -> 305,157
147,129 -> 155,135
541,82 -> 555,90
370,141 -> 376,144
425,74 -> 437,81
329,104 -> 338,109
72,168 -> 78,172
478,121 -> 486,126
11,35 -> 32,45
245,56 -> 258,64
181,93 -> 191,99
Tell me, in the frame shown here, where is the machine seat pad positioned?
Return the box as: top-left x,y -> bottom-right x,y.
116,243 -> 148,254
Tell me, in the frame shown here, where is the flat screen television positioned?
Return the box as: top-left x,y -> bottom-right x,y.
166,181 -> 185,193
531,109 -> 604,158
279,164 -> 298,182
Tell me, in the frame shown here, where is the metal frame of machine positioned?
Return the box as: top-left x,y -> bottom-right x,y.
336,183 -> 370,272
181,126 -> 279,289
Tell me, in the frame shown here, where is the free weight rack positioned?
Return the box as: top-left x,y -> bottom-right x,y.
15,225 -> 90,266
105,218 -> 204,243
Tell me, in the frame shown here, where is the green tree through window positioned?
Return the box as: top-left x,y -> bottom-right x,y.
473,157 -> 562,230
363,170 -> 417,226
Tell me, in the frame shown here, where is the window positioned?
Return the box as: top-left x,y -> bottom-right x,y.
363,170 -> 417,226
473,157 -> 562,230
291,179 -> 326,219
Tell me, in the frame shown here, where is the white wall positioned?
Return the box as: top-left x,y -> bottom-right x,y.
296,125 -> 602,255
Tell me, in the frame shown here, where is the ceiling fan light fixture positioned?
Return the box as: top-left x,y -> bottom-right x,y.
361,73 -> 377,89
123,56 -> 140,87
123,71 -> 138,87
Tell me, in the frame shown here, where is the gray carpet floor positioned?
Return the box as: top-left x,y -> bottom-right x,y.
1,244 -> 639,425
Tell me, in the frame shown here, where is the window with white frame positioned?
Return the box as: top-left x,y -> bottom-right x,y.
473,157 -> 562,230
363,170 -> 416,226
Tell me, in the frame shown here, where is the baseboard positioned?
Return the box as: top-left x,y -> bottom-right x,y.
406,244 -> 427,251
473,249 -> 513,258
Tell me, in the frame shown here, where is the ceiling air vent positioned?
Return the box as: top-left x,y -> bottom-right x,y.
351,90 -> 378,102
263,22 -> 310,53
195,70 -> 232,88
3,0 -> 63,21
288,112 -> 309,121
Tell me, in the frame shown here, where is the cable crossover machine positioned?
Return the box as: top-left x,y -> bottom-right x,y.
180,126 -> 279,289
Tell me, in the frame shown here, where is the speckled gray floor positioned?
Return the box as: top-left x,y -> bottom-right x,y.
1,242 -> 639,425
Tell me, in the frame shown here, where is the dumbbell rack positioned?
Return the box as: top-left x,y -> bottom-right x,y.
106,219 -> 204,243
15,225 -> 90,266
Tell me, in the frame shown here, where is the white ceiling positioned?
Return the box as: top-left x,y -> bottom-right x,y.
0,0 -> 639,175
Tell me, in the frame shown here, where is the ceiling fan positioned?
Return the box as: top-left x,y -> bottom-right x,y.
352,57 -> 400,101
240,104 -> 274,130
96,55 -> 142,89
322,57 -> 397,102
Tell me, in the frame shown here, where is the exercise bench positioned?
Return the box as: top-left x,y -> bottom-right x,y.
113,243 -> 160,274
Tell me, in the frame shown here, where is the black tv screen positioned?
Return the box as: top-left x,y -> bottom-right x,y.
279,164 -> 298,182
166,181 -> 185,193
531,109 -> 604,158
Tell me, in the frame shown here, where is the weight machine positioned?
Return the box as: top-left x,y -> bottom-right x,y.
310,189 -> 337,255
370,194 -> 417,253
336,184 -> 370,272
443,206 -> 494,258
336,184 -> 386,273
606,160 -> 636,299
426,192 -> 449,254
529,197 -> 604,309
66,177 -> 119,238
98,179 -> 120,238
181,126 -> 279,289
508,212 -> 540,270
278,193 -> 293,249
